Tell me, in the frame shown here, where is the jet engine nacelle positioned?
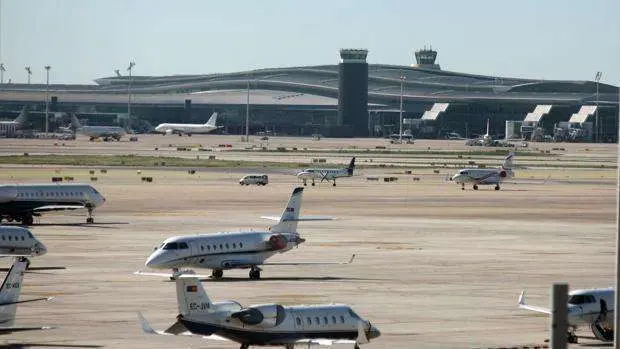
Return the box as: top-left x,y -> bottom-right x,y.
268,234 -> 288,250
230,304 -> 285,328
296,171 -> 314,179
499,170 -> 507,178
0,185 -> 18,203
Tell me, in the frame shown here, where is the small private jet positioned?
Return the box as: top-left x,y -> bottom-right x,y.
450,152 -> 515,190
154,112 -> 221,136
0,257 -> 53,334
139,187 -> 352,280
0,226 -> 47,258
0,184 -> 106,225
296,157 -> 355,187
70,115 -> 126,141
518,287 -> 614,343
138,274 -> 380,349
465,119 -> 514,147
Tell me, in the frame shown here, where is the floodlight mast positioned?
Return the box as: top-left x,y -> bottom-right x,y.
594,71 -> 601,143
25,66 -> 31,84
127,61 -> 136,118
399,74 -> 406,143
44,65 -> 51,134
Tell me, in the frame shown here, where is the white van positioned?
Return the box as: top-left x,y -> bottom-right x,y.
239,174 -> 269,186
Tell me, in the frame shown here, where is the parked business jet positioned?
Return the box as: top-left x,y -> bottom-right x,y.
140,187 -> 351,280
450,152 -> 515,190
0,257 -> 53,334
518,287 -> 614,343
0,226 -> 46,258
138,274 -> 380,349
70,115 -> 126,141
154,112 -> 221,136
296,157 -> 356,187
0,184 -> 106,225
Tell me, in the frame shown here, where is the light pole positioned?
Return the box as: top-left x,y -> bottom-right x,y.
127,61 -> 135,118
594,71 -> 601,143
25,66 -> 31,84
245,78 -> 250,142
399,74 -> 406,143
44,65 -> 51,134
0,63 -> 5,84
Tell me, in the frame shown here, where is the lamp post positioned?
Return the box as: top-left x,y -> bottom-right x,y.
245,78 -> 250,142
399,74 -> 406,143
25,66 -> 31,84
0,63 -> 5,84
127,61 -> 135,118
44,65 -> 51,134
594,71 -> 601,143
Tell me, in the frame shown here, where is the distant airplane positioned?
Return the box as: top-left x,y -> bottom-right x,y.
518,287 -> 614,343
138,274 -> 380,349
154,112 -> 221,136
0,107 -> 29,135
465,119 -> 514,147
138,187 -> 352,280
0,257 -> 54,334
450,152 -> 515,190
0,226 -> 47,258
0,184 -> 106,225
296,157 -> 356,187
69,114 -> 126,141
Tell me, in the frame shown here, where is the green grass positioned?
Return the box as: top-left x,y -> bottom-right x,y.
230,148 -> 551,157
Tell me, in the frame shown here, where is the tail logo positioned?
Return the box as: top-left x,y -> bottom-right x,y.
186,285 -> 197,292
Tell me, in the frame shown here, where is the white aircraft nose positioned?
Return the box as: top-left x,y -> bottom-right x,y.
34,241 -> 47,256
145,251 -> 169,269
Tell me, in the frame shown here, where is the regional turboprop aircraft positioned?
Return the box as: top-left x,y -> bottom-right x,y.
138,274 -> 380,349
296,157 -> 355,187
139,187 -> 353,280
0,257 -> 53,334
450,152 -> 515,190
154,112 -> 221,136
518,287 -> 614,343
0,184 -> 106,225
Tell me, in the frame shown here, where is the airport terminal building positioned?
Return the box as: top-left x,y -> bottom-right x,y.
0,48 -> 618,141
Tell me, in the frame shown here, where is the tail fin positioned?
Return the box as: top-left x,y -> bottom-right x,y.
270,187 -> 304,233
205,112 -> 218,127
347,157 -> 356,176
175,275 -> 214,316
70,114 -> 82,129
502,152 -> 515,169
0,258 -> 28,326
13,107 -> 29,127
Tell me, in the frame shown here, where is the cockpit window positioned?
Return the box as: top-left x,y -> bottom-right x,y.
348,309 -> 361,320
568,294 -> 596,305
179,242 -> 189,249
163,242 -> 178,250
27,232 -> 34,238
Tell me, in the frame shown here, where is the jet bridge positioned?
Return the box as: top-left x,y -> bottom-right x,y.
568,105 -> 597,124
421,103 -> 449,120
523,104 -> 553,123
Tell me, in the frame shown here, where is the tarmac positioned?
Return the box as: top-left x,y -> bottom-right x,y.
0,135 -> 617,348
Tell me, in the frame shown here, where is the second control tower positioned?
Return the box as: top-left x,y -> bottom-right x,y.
338,49 -> 369,137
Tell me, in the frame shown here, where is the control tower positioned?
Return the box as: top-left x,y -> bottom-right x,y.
338,49 -> 369,137
412,46 -> 441,70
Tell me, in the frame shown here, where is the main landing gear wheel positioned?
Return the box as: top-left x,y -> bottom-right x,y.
494,185 -> 500,191
240,344 -> 249,349
332,182 -> 336,187
21,215 -> 34,226
473,184 -> 479,190
211,269 -> 223,279
86,206 -> 95,224
567,331 -> 578,344
311,181 -> 315,186
249,267 -> 261,280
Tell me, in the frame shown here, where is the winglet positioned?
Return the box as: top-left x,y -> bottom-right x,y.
518,290 -> 526,306
348,254 -> 356,264
137,312 -> 157,334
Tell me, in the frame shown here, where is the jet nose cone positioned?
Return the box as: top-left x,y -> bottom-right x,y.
368,325 -> 381,340
34,242 -> 47,256
145,251 -> 169,269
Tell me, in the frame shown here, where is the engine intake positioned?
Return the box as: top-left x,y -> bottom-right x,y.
230,304 -> 285,328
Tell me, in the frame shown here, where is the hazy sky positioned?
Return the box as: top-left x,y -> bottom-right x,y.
2,0 -> 619,85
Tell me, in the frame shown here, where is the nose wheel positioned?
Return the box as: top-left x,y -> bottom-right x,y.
473,184 -> 479,190
249,267 -> 261,280
211,269 -> 223,279
86,206 -> 95,224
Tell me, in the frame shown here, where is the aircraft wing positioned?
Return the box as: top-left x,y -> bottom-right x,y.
0,325 -> 54,334
518,291 -> 551,314
262,254 -> 356,266
33,204 -> 85,212
0,297 -> 53,306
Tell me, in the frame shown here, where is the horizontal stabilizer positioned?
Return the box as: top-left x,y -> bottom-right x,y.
261,215 -> 334,222
134,270 -> 214,279
0,297 -> 54,306
0,325 -> 55,334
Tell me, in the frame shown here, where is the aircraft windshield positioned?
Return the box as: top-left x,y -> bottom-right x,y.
163,242 -> 179,250
568,294 -> 596,305
348,308 -> 361,320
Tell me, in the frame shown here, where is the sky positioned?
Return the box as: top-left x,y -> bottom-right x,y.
2,0 -> 619,85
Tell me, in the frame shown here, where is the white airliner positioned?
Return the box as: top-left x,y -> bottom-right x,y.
140,187 -> 351,280
296,157 -> 356,186
518,287 -> 614,343
0,108 -> 29,135
0,226 -> 46,258
70,115 -> 126,141
0,184 -> 106,225
0,257 -> 53,334
154,112 -> 221,136
450,152 -> 515,190
138,274 -> 380,349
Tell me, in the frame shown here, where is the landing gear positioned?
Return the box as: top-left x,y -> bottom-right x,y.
240,344 -> 249,349
494,184 -> 500,191
249,267 -> 261,280
311,180 -> 315,186
86,206 -> 95,224
461,183 -> 465,190
21,215 -> 34,226
332,180 -> 336,187
211,269 -> 223,279
567,329 -> 578,344
354,345 -> 361,349
473,184 -> 479,190
302,179 -> 307,186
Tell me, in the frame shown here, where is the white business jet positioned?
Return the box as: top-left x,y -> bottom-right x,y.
0,257 -> 54,334
154,112 -> 221,136
518,287 -> 614,343
140,187 -> 352,280
450,152 -> 515,190
296,157 -> 355,187
0,184 -> 106,225
138,274 -> 380,349
0,226 -> 47,258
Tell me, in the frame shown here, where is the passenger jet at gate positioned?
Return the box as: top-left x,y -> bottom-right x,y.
518,287 -> 614,343
139,187 -> 353,280
154,112 -> 221,136
296,157 -> 355,186
0,184 -> 106,225
138,274 -> 380,349
451,152 -> 515,190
